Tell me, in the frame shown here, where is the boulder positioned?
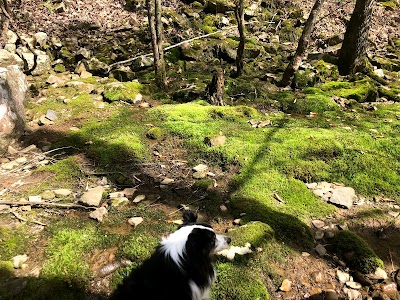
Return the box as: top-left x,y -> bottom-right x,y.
34,32 -> 48,47
0,49 -> 24,69
19,49 -> 51,75
0,65 -> 28,146
329,187 -> 356,209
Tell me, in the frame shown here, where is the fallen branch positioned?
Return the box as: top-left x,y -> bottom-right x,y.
0,200 -> 96,210
11,211 -> 47,226
108,21 -> 259,71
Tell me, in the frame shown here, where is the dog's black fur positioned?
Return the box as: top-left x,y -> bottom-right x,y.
110,211 -> 230,300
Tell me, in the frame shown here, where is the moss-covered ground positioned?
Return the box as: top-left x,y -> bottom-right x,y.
1,71 -> 400,299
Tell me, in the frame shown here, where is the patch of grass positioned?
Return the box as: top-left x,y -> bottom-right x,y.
0,226 -> 29,261
330,230 -> 384,273
0,260 -> 14,280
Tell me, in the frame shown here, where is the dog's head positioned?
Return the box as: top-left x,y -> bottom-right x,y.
160,210 -> 231,267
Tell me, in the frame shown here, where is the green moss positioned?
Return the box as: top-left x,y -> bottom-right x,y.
314,60 -> 339,81
321,80 -> 378,102
103,81 -> 142,103
293,69 -> 316,88
212,262 -> 270,300
53,64 -> 66,73
0,227 -> 29,261
330,230 -> 384,273
41,227 -> 100,284
192,178 -> 214,189
146,127 -> 164,139
202,25 -> 217,34
379,1 -> 398,9
227,222 -> 274,247
0,260 -> 14,280
28,157 -> 81,195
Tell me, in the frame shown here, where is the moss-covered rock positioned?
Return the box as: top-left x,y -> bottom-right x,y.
321,79 -> 378,102
330,230 -> 384,273
146,127 -> 164,139
314,60 -> 339,82
0,226 -> 29,261
102,81 -> 142,103
227,221 -> 274,247
293,69 -> 316,88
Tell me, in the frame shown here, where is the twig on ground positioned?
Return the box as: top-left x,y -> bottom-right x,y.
0,200 -> 96,210
11,211 -> 47,226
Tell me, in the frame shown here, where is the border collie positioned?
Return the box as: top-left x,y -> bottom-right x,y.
110,211 -> 231,300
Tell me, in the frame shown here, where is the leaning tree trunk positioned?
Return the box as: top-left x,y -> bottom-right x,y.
279,0 -> 326,87
0,0 -> 11,48
205,68 -> 225,106
337,0 -> 375,75
234,0 -> 245,77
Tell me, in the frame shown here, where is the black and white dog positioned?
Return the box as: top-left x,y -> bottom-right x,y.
111,211 -> 231,300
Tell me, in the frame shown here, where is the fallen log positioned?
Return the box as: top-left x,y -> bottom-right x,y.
0,200 -> 96,210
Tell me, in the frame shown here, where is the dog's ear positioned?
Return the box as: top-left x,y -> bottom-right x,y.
182,210 -> 198,224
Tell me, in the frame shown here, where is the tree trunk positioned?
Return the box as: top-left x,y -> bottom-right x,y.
234,0 -> 245,77
146,0 -> 166,90
206,68 -> 225,106
338,0 -> 375,75
279,0 -> 326,87
155,0 -> 166,89
0,0 -> 11,48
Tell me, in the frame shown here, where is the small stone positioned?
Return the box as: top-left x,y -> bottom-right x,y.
70,126 -> 80,131
315,244 -> 327,256
0,204 -> 11,213
249,119 -> 260,126
122,188 -> 136,198
1,161 -> 19,170
80,186 -> 105,207
15,157 -> 27,164
370,267 -> 388,280
329,187 -> 356,209
28,195 -> 42,203
233,218 -> 241,225
109,191 -> 125,199
315,230 -> 324,240
53,189 -> 72,197
220,205 -> 228,212
20,145 -> 37,153
20,205 -> 31,211
12,254 -> 28,269
139,102 -> 150,108
160,177 -> 174,185
133,194 -> 146,204
173,219 -> 183,225
306,182 -> 318,189
279,279 -> 292,292
302,252 -> 310,257
7,145 -> 18,154
336,269 -> 350,283
388,210 -> 400,218
312,220 -> 325,229
345,281 -> 362,289
40,190 -> 55,200
128,216 -> 143,227
89,207 -> 108,222
257,120 -> 271,128
193,164 -> 208,172
325,231 -> 335,238
134,93 -> 143,103
45,109 -> 57,121
343,288 -> 360,300
193,171 -> 207,179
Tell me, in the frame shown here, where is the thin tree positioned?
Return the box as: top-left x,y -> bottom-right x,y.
205,67 -> 225,106
337,0 -> 375,75
146,0 -> 166,89
0,0 -> 11,48
234,0 -> 245,77
279,0 -> 326,87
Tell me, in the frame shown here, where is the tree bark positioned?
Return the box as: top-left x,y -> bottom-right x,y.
0,0 -> 11,48
234,0 -> 245,77
155,0 -> 166,88
146,0 -> 166,89
338,0 -> 375,75
206,68 -> 225,106
279,0 -> 326,87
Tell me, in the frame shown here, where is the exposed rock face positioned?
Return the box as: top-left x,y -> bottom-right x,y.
0,65 -> 28,146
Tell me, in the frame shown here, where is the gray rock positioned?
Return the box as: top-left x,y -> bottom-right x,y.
133,194 -> 146,203
132,55 -> 154,71
6,30 -> 18,44
28,195 -> 42,203
315,244 -> 327,256
343,288 -> 361,300
76,48 -> 91,60
12,254 -> 28,269
204,135 -> 226,147
80,186 -> 105,207
193,164 -> 208,172
336,269 -> 350,283
19,50 -> 51,76
41,190 -> 55,200
312,220 -> 325,228
0,49 -> 24,69
53,189 -> 72,197
34,32 -> 48,47
193,171 -> 207,179
109,191 -> 125,199
128,216 -> 143,227
111,197 -> 129,207
4,43 -> 16,53
46,74 -> 66,85
0,204 -> 11,213
315,230 -> 324,240
89,207 -> 108,222
45,109 -> 57,121
160,177 -> 174,185
329,187 -> 356,209
345,281 -> 362,289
